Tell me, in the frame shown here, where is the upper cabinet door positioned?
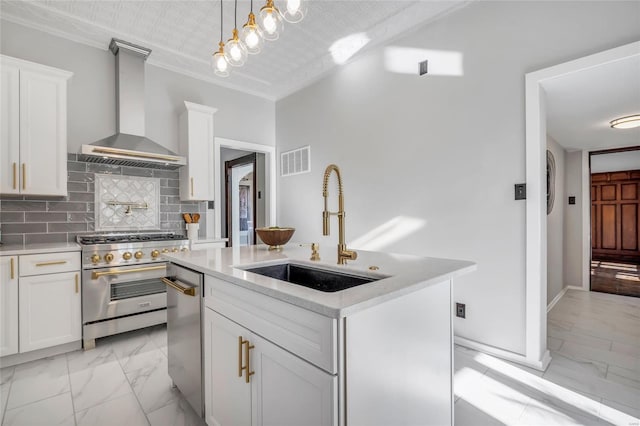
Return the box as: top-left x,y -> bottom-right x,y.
179,101 -> 217,201
0,63 -> 20,194
19,68 -> 69,196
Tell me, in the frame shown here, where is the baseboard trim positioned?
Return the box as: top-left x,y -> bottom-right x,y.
0,341 -> 81,368
454,336 -> 551,372
566,285 -> 585,291
547,287 -> 568,313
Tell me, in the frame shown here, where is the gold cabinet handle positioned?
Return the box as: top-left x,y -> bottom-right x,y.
75,274 -> 79,293
243,339 -> 255,383
161,277 -> 195,296
35,260 -> 67,267
22,163 -> 26,190
12,163 -> 17,190
10,258 -> 15,279
191,177 -> 194,197
92,265 -> 166,280
238,336 -> 244,378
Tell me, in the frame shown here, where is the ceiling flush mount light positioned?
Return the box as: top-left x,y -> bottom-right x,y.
242,0 -> 264,54
225,0 -> 248,66
212,0 -> 229,77
610,114 -> 640,129
258,0 -> 284,41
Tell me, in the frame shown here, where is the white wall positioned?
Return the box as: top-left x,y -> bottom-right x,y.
0,20 -> 276,153
547,137 -> 566,304
276,1 -> 640,354
564,150 -> 586,288
591,150 -> 640,173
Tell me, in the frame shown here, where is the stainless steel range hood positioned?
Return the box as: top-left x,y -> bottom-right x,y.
79,39 -> 186,169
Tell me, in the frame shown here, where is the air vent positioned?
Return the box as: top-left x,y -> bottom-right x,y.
281,146 -> 310,177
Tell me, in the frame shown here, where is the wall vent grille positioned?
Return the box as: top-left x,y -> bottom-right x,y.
281,146 -> 311,177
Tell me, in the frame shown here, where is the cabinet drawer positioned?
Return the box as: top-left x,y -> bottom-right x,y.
19,252 -> 80,276
205,276 -> 338,374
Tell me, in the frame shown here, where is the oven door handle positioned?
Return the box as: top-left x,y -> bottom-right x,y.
91,265 -> 166,280
161,277 -> 196,296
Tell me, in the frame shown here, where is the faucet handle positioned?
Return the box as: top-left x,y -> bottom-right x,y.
310,243 -> 320,261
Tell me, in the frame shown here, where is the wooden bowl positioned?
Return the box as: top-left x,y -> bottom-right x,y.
255,227 -> 295,250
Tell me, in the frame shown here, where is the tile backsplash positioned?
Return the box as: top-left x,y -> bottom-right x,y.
0,153 -> 206,245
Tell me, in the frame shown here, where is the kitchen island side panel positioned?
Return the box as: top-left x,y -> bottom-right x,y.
345,278 -> 453,426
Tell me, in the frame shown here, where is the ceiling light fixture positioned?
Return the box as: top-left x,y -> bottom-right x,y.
258,0 -> 284,41
242,0 -> 264,54
212,0 -> 230,77
610,114 -> 640,129
225,0 -> 248,67
213,0 -> 306,77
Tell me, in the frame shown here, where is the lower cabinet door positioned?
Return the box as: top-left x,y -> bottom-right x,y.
19,271 -> 81,352
252,333 -> 338,426
204,309 -> 252,426
0,256 -> 19,356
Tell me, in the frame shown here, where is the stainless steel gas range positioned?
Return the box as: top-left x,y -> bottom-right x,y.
77,233 -> 188,349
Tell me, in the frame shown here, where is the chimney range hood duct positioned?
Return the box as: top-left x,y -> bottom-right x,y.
79,39 -> 186,169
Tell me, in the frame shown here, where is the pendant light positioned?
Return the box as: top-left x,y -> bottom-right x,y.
258,0 -> 284,41
212,0 -> 230,77
282,0 -> 306,23
225,0 -> 248,67
242,0 -> 264,54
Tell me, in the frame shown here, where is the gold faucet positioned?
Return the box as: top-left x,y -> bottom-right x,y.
322,164 -> 357,265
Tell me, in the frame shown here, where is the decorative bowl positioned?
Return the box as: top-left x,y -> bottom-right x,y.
255,227 -> 295,250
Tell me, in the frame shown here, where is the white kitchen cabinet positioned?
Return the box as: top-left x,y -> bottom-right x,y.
204,309 -> 337,426
0,256 -> 19,357
179,101 -> 217,201
0,55 -> 72,196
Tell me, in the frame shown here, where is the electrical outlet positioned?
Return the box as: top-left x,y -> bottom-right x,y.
456,303 -> 466,318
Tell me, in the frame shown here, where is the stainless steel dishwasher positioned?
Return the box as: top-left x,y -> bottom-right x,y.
163,263 -> 204,417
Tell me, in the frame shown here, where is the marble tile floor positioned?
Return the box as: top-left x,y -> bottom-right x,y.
455,289 -> 640,425
1,288 -> 638,426
0,325 -> 205,426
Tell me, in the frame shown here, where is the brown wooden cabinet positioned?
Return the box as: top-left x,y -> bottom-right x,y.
591,170 -> 640,263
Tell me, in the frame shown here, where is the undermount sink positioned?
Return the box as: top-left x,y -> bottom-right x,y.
243,263 -> 384,292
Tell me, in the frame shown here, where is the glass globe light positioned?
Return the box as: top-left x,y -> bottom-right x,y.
282,0 -> 306,23
212,42 -> 230,77
258,0 -> 283,41
241,12 -> 264,54
225,29 -> 248,67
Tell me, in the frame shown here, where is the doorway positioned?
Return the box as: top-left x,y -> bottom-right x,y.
589,148 -> 640,297
225,153 -> 257,247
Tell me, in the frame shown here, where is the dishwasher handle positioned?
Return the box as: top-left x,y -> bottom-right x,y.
162,277 -> 196,296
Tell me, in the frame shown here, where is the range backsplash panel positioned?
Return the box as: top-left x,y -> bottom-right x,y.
95,174 -> 161,231
0,154 -> 206,245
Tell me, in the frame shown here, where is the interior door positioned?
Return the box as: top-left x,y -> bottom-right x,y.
225,153 -> 257,247
591,170 -> 640,263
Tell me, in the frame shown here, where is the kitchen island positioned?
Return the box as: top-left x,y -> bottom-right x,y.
163,245 -> 475,426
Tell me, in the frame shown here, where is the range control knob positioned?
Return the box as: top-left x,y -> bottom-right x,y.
181,247 -> 189,252
104,253 -> 114,263
134,251 -> 144,260
122,251 -> 132,260
161,248 -> 169,254
91,254 -> 101,264
172,248 -> 179,253
151,250 -> 160,258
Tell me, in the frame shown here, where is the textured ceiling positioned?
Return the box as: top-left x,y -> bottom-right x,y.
545,54 -> 640,152
0,0 -> 471,99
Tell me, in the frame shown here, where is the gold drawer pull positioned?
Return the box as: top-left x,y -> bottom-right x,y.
238,336 -> 244,378
10,258 -> 15,279
243,339 -> 255,383
92,265 -> 166,280
35,260 -> 67,267
161,277 -> 195,296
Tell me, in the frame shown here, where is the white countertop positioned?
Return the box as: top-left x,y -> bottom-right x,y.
163,245 -> 476,318
0,242 -> 81,256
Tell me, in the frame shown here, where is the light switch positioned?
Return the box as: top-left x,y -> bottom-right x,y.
515,183 -> 526,200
